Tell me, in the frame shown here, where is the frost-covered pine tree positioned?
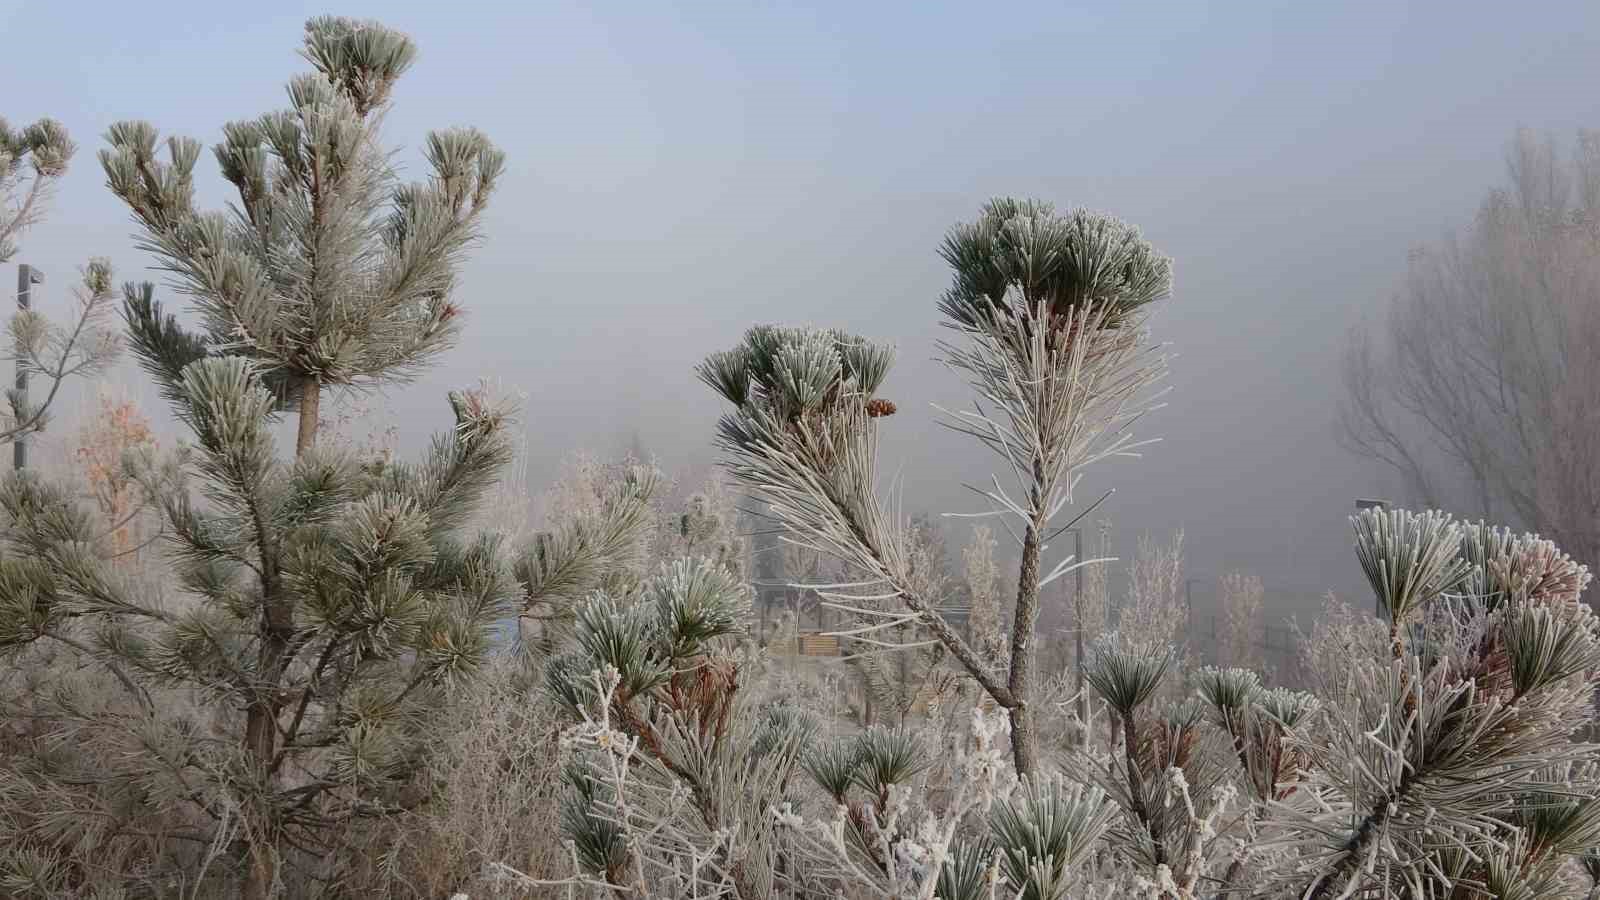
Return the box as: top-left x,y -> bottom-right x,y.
0,18 -> 512,899
1,117 -> 122,447
743,508 -> 1600,899
693,200 -> 1600,896
509,452 -> 662,656
538,558 -> 805,900
99,15 -> 502,457
0,116 -> 73,265
1280,511 -> 1600,898
698,198 -> 1173,775
538,552 -> 1124,900
1121,508 -> 1600,897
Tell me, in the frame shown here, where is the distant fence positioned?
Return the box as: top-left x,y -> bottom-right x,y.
1175,576 -> 1327,682
757,577 -> 1313,682
1198,615 -> 1299,679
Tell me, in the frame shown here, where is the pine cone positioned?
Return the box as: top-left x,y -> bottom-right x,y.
866,398 -> 897,418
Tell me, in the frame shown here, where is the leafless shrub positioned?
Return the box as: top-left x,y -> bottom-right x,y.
1218,572 -> 1264,670
961,525 -> 1006,670
327,656 -> 568,899
1342,128 -> 1600,570
1116,530 -> 1187,659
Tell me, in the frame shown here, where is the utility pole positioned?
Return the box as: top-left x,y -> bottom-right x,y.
14,264 -> 43,470
1065,528 -> 1090,727
1185,577 -> 1202,660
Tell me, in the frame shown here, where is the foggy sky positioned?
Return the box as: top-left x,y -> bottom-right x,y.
5,0 -> 1600,622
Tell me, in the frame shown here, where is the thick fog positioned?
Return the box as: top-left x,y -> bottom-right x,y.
6,0 -> 1599,622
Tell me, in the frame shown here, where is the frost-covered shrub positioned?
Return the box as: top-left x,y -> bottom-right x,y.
529,507 -> 1600,900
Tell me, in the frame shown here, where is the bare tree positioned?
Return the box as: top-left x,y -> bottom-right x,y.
1219,571 -> 1264,669
1117,530 -> 1186,656
72,384 -> 160,561
961,524 -> 1005,669
1342,128 -> 1600,569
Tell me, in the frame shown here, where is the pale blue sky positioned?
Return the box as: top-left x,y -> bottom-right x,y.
5,0 -> 1599,613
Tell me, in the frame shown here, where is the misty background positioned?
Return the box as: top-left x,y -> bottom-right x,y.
5,0 -> 1599,624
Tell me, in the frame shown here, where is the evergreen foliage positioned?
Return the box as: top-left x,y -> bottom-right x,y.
99,15 -> 504,454
0,115 -> 75,264
514,463 -> 660,653
3,40 -> 1600,897
700,198 -> 1174,776
543,559 -> 809,899
687,199 -> 1600,898
1,117 -> 122,447
0,18 -> 516,898
0,364 -> 517,895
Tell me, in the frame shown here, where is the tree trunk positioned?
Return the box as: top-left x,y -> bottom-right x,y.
1308,770 -> 1416,900
295,376 -> 320,457
1308,806 -> 1391,900
241,594 -> 293,900
1007,471 -> 1046,776
241,841 -> 279,900
240,681 -> 283,899
240,380 -> 311,898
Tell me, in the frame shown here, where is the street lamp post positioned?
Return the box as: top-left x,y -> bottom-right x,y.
15,264 -> 44,471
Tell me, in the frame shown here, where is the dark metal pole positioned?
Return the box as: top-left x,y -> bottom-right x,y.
1067,528 -> 1089,726
15,264 -> 42,471
1184,577 -> 1205,661
1074,528 -> 1085,618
